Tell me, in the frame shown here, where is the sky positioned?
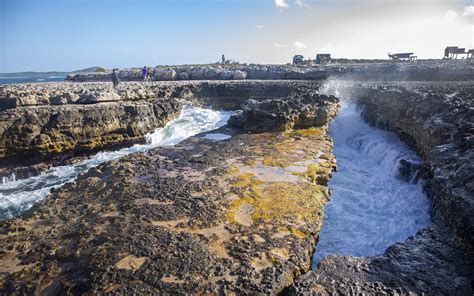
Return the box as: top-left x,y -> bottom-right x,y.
0,0 -> 473,72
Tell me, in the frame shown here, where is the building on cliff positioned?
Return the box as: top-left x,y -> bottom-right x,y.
444,46 -> 473,59
315,54 -> 331,65
388,52 -> 417,61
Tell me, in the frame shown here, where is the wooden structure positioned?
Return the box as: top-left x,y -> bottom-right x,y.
444,46 -> 473,59
388,53 -> 417,61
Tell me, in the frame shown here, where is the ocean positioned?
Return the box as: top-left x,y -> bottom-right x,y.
0,72 -> 68,85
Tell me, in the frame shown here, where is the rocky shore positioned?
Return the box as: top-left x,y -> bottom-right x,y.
66,59 -> 474,82
0,87 -> 339,294
290,81 -> 474,295
1,63 -> 474,294
0,80 -> 319,179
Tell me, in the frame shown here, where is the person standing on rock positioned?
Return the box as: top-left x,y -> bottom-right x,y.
146,67 -> 154,82
111,69 -> 120,89
141,66 -> 149,81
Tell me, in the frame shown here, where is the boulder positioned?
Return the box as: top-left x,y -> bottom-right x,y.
190,67 -> 205,80
228,94 -> 338,132
154,69 -> 177,81
244,66 -> 268,79
203,67 -> 220,80
178,72 -> 189,80
219,70 -> 234,80
233,70 -> 247,80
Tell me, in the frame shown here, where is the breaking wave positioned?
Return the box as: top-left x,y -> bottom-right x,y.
0,106 -> 232,220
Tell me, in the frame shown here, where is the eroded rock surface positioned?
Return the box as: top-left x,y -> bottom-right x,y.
0,125 -> 338,294
0,80 -> 319,179
65,60 -> 474,82
0,99 -> 181,159
288,223 -> 474,295
290,81 -> 474,295
355,82 -> 474,252
229,94 -> 338,132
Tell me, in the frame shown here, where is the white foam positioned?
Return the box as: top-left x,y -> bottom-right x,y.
0,106 -> 232,220
313,102 -> 431,266
202,133 -> 232,141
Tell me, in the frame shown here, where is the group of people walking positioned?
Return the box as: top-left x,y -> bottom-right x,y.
141,66 -> 153,82
111,66 -> 154,89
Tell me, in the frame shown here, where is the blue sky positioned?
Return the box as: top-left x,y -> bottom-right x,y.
1,0 -> 473,72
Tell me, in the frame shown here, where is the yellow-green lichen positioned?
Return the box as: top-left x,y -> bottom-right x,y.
293,163 -> 332,185
291,127 -> 325,137
226,165 -> 240,175
226,175 -> 326,235
288,226 -> 311,238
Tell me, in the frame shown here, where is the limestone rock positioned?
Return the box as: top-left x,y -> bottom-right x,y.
77,90 -> 122,103
154,69 -> 177,81
233,70 -> 247,80
229,94 -> 338,132
0,98 -> 182,159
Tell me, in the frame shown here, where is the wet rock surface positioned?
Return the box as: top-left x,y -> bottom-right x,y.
1,66 -> 474,294
288,223 -> 474,295
291,81 -> 474,295
355,82 -> 474,252
0,98 -> 182,160
0,124 -> 337,294
0,80 -> 319,179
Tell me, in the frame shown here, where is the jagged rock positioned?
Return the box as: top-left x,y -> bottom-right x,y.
219,70 -> 234,80
0,80 -> 321,175
178,71 -> 189,80
0,98 -> 182,159
244,65 -> 268,79
233,70 -> 247,80
0,90 -> 339,294
353,82 -> 474,252
154,69 -> 176,81
77,90 -> 122,103
65,60 -> 474,82
228,94 -> 338,132
203,67 -> 219,79
289,81 -> 474,295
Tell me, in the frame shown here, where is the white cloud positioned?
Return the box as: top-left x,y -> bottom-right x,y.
256,25 -> 264,29
294,41 -> 307,48
444,10 -> 458,21
295,0 -> 308,7
462,6 -> 474,17
274,0 -> 289,8
273,43 -> 288,48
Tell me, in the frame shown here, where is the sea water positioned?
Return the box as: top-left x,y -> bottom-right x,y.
313,102 -> 431,266
0,106 -> 232,220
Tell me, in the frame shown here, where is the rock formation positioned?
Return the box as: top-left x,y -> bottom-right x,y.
0,80 -> 319,179
0,88 -> 339,294
290,81 -> 474,295
65,60 -> 474,82
228,94 -> 338,132
1,62 -> 474,294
